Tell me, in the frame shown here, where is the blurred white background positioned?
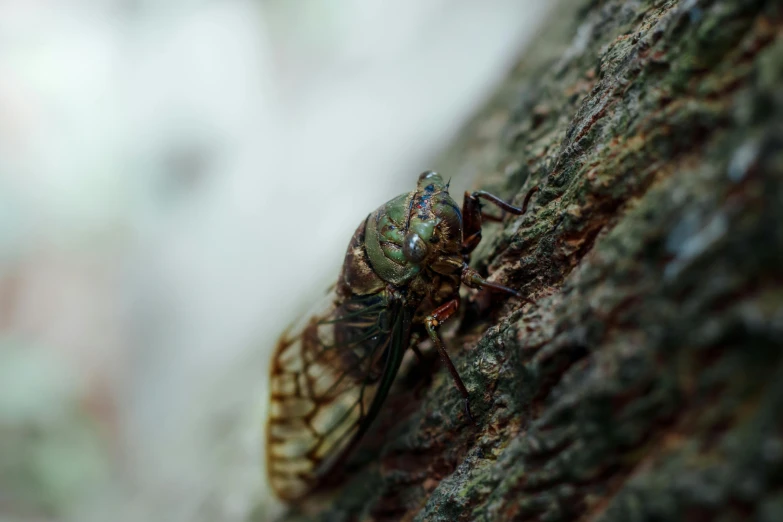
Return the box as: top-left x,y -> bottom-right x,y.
0,1 -> 551,520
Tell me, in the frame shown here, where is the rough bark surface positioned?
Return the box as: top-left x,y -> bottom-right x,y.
277,0 -> 783,520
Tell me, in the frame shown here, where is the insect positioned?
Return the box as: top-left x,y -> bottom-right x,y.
266,171 -> 537,501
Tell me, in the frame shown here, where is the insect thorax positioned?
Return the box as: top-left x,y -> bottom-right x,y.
337,172 -> 464,304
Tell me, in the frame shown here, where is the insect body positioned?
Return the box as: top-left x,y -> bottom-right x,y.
266,171 -> 536,501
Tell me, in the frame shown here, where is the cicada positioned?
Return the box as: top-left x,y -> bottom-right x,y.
266,171 -> 537,501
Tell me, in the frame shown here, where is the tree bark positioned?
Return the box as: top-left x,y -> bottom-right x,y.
279,0 -> 783,520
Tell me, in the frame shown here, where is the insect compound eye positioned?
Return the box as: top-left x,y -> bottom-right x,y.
419,170 -> 439,181
403,232 -> 429,263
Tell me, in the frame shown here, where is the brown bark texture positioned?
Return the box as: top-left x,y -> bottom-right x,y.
277,0 -> 783,520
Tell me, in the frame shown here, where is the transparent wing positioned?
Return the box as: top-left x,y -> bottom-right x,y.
265,290 -> 409,501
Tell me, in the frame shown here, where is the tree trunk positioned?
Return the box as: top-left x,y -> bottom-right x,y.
278,0 -> 783,520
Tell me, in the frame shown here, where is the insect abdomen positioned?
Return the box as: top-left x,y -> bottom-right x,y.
337,217 -> 386,297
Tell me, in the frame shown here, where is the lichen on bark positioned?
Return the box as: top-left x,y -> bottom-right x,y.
276,0 -> 783,520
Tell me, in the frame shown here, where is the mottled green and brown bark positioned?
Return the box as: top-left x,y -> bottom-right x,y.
277,0 -> 783,520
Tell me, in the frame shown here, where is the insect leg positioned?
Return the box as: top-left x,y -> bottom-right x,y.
461,266 -> 517,296
423,298 -> 475,422
461,185 -> 538,256
461,191 -> 484,255
410,340 -> 425,364
462,265 -> 537,307
479,212 -> 504,223
474,186 -> 539,215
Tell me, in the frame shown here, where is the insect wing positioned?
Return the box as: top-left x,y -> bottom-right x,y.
266,291 -> 409,501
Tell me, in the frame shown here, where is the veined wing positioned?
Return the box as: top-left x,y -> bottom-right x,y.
266,290 -> 410,501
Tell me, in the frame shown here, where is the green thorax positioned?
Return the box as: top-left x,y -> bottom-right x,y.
364,171 -> 463,287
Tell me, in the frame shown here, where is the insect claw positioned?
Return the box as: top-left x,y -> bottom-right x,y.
478,279 -> 519,297
461,266 -> 521,297
464,398 -> 475,423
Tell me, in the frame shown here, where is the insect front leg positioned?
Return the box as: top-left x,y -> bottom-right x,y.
423,298 -> 475,422
460,265 -> 538,309
410,340 -> 426,364
461,185 -> 539,256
